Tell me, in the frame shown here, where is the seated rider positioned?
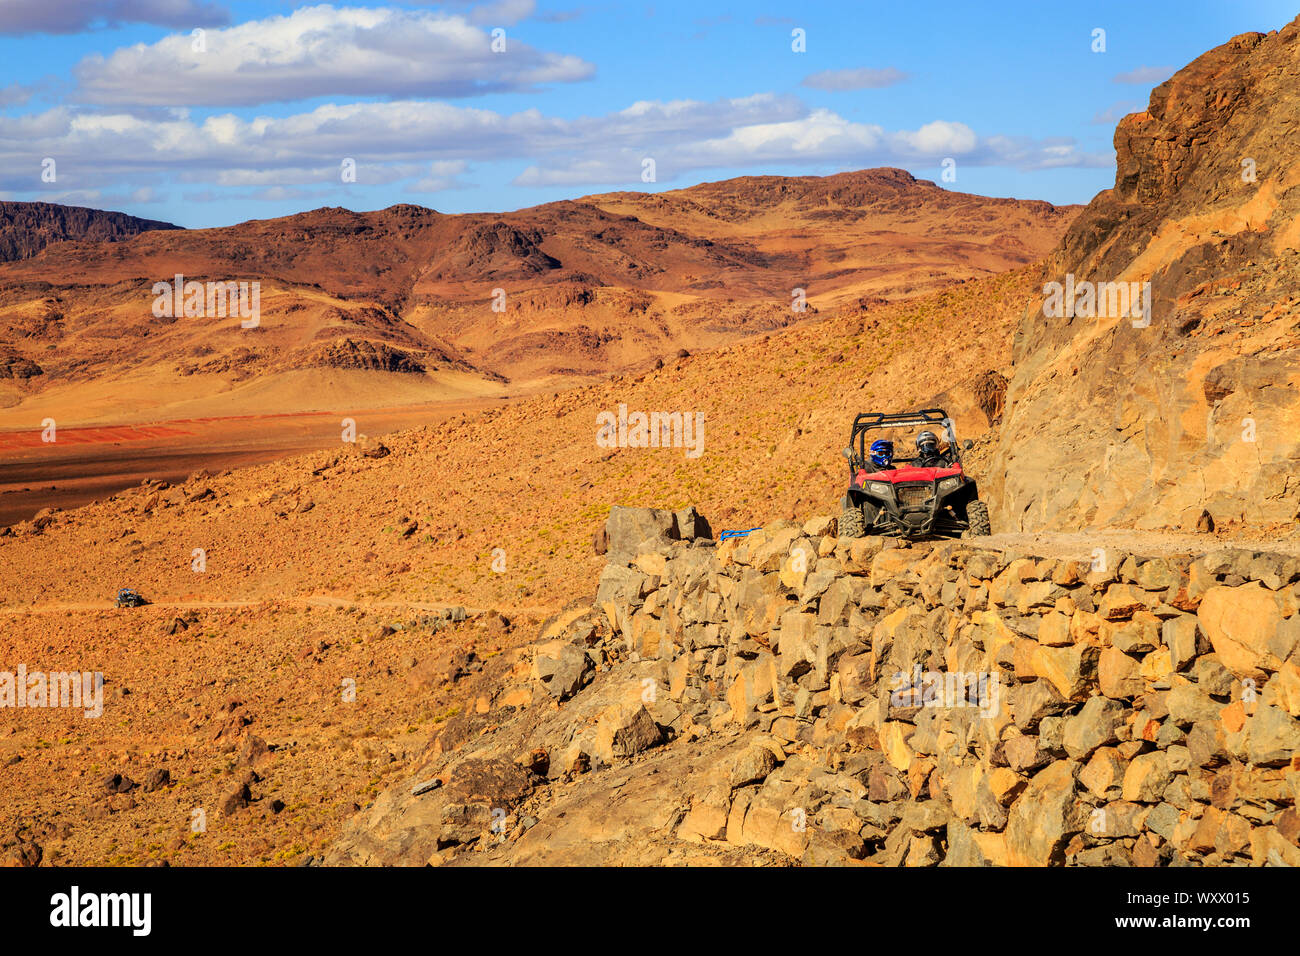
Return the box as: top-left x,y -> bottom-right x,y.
914,430 -> 951,468
869,439 -> 895,470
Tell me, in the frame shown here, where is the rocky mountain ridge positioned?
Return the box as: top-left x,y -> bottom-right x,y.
0,201 -> 178,264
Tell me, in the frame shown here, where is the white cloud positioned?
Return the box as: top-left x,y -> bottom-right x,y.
976,135 -> 1110,171
0,0 -> 228,35
177,162 -> 427,187
406,159 -> 470,192
536,7 -> 585,24
463,0 -> 538,25
1112,66 -> 1175,85
513,157 -> 630,187
73,4 -> 595,106
516,110 -> 1105,186
181,186 -> 333,202
409,0 -> 540,26
21,186 -> 172,208
1091,100 -> 1140,125
894,120 -> 978,155
0,94 -> 1110,199
801,67 -> 908,91
0,81 -> 39,106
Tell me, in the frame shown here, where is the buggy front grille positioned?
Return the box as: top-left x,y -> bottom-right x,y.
896,483 -> 932,508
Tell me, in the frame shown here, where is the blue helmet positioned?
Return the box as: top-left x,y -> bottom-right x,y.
869,439 -> 894,468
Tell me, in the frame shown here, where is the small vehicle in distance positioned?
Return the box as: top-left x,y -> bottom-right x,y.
115,587 -> 147,608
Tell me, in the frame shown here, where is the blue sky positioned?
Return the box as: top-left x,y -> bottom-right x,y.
0,0 -> 1295,227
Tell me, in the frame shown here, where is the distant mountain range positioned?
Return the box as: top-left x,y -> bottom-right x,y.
0,170 -> 1076,426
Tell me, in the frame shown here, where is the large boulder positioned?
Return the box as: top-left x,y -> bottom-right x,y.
442,757 -> 537,809
604,505 -> 708,563
1004,761 -> 1087,865
1198,583 -> 1287,679
1062,695 -> 1124,759
533,641 -> 593,701
593,702 -> 664,763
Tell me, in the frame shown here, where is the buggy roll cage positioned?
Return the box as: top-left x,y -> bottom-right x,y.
846,408 -> 962,469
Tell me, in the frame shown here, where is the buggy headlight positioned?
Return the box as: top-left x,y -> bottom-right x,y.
867,482 -> 892,495
938,477 -> 961,493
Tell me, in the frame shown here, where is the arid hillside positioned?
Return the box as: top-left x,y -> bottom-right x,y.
991,19 -> 1300,534
0,201 -> 178,264
0,267 -> 1038,613
0,267 -> 1046,867
0,170 -> 1077,427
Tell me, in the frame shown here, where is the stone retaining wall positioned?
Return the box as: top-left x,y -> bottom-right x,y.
588,515 -> 1300,865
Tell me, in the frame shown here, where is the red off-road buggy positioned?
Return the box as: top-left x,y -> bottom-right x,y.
838,408 -> 991,539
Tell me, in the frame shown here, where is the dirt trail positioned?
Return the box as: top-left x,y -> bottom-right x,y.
0,596 -> 558,617
976,528 -> 1300,561
300,596 -> 557,617
2,528 -> 1292,619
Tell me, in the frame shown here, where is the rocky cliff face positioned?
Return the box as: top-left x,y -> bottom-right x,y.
991,18 -> 1300,534
328,507 -> 1300,866
0,201 -> 178,262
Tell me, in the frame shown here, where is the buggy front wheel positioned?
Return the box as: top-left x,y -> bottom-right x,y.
965,500 -> 991,536
839,501 -> 865,539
